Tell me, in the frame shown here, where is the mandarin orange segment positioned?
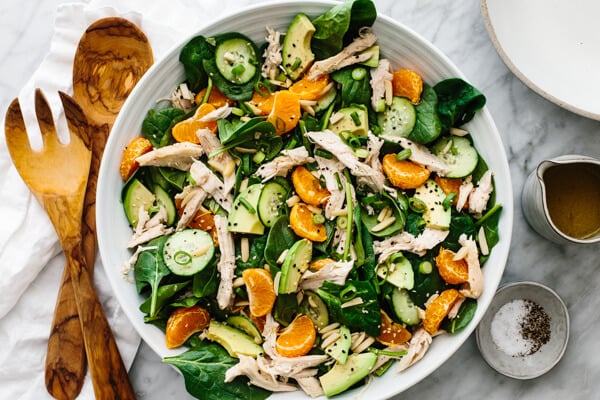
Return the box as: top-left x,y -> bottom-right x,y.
289,74 -> 331,100
119,137 -> 153,181
392,69 -> 423,104
434,176 -> 464,207
382,154 -> 431,189
423,288 -> 463,335
165,305 -> 211,349
195,86 -> 234,108
376,310 -> 412,347
242,268 -> 277,318
171,103 -> 218,143
309,257 -> 335,271
249,90 -> 276,115
267,90 -> 301,135
289,202 -> 327,242
175,201 -> 219,245
291,165 -> 330,207
275,314 -> 316,357
435,247 -> 469,285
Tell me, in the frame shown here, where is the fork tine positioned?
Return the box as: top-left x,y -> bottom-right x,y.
4,97 -> 34,158
34,89 -> 61,147
59,91 -> 92,151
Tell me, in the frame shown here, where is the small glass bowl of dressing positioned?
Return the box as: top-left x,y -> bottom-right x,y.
476,281 -> 569,379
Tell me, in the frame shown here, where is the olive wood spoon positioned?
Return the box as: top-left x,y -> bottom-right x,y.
45,18 -> 153,400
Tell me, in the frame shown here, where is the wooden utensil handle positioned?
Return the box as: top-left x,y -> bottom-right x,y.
45,265 -> 87,400
67,244 -> 136,400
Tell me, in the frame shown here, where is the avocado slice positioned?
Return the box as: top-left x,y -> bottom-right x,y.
359,45 -> 380,68
228,183 -> 265,235
282,13 -> 315,80
205,320 -> 263,358
226,314 -> 263,344
278,238 -> 312,294
319,352 -> 378,397
413,179 -> 451,230
328,106 -> 369,137
123,178 -> 156,227
324,325 -> 351,364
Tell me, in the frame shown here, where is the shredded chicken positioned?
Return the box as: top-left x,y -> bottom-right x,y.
307,27 -> 378,80
225,355 -> 298,392
170,83 -> 195,112
300,260 -> 354,290
314,155 -> 347,219
175,186 -> 208,230
456,176 -> 473,212
381,135 -> 450,175
196,128 -> 236,195
356,132 -> 391,193
396,328 -> 432,372
468,170 -> 494,215
214,215 -> 236,309
305,130 -> 376,177
189,161 -> 233,212
261,27 -> 284,80
256,146 -> 315,181
121,244 -> 158,280
369,58 -> 393,110
136,142 -> 204,171
373,227 -> 450,261
128,206 -> 174,248
198,105 -> 232,122
456,234 -> 484,299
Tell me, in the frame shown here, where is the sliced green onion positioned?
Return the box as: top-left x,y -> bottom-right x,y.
389,252 -> 405,264
355,148 -> 369,159
230,106 -> 245,117
291,57 -> 302,71
200,77 -> 213,105
395,148 -> 412,161
350,111 -> 361,126
312,213 -> 326,225
340,283 -> 358,302
336,216 -> 348,229
351,67 -> 367,81
361,194 -> 381,205
239,196 -> 256,214
373,98 -> 386,113
408,197 -> 427,213
442,192 -> 457,209
252,151 -> 266,164
231,64 -> 246,76
419,260 -> 433,274
369,348 -> 408,357
315,148 -> 333,159
343,170 -> 354,261
334,172 -> 343,191
174,251 -> 192,266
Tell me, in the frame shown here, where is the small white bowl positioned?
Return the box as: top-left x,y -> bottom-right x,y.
476,281 -> 569,379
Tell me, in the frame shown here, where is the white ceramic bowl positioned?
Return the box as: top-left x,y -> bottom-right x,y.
97,1 -> 514,398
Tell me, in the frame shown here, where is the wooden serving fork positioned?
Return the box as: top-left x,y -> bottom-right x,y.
4,89 -> 136,399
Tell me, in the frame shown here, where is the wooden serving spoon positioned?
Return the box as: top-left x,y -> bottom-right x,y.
45,18 -> 153,400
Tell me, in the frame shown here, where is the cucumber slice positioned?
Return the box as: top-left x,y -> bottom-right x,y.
376,255 -> 414,290
431,136 -> 479,178
215,37 -> 257,84
123,178 -> 155,227
300,291 -> 329,329
377,96 -> 416,137
257,181 -> 288,228
153,185 -> 176,226
163,229 -> 215,276
314,86 -> 337,113
391,288 -> 420,326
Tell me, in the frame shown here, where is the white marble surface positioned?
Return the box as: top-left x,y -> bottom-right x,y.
1,0 -> 600,399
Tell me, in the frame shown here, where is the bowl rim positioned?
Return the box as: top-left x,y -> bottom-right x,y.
97,0 -> 514,398
475,281 -> 570,380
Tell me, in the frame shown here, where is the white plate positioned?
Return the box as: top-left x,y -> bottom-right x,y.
97,1 -> 514,398
481,0 -> 600,120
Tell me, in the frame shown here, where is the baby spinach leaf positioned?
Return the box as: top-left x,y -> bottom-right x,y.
360,192 -> 406,237
264,216 -> 297,267
141,107 -> 185,148
312,0 -> 377,60
332,68 -> 372,107
317,280 -> 380,337
203,57 -> 256,101
139,281 -> 190,320
408,84 -> 442,144
180,35 -> 215,92
236,234 -> 268,270
434,78 -> 486,131
444,213 -> 477,252
217,117 -> 276,147
274,293 -> 299,326
134,236 -> 171,318
442,298 -> 477,333
193,261 -> 219,298
476,204 -> 502,261
163,343 -> 271,400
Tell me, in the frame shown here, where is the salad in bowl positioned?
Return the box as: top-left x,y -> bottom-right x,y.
97,0 -> 512,399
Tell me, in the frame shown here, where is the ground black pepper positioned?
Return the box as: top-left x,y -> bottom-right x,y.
519,299 -> 551,355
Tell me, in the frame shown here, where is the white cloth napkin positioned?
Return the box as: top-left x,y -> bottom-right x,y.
0,0 -> 251,398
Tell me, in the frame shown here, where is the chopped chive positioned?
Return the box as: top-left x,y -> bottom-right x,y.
395,148 -> 412,161
334,172 -> 343,191
239,197 -> 256,214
